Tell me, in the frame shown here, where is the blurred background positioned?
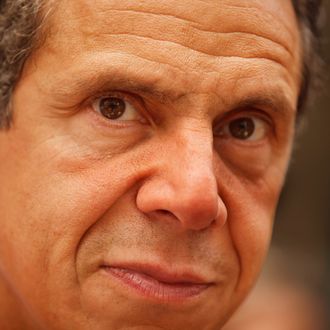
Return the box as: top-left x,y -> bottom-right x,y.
272,1 -> 330,327
225,3 -> 329,329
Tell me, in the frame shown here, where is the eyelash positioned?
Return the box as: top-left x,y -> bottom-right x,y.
88,91 -> 150,126
213,111 -> 273,142
86,90 -> 274,142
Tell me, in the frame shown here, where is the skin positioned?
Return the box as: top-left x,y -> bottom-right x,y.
0,0 -> 301,329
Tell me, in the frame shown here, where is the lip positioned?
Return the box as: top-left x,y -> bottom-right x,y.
100,262 -> 213,302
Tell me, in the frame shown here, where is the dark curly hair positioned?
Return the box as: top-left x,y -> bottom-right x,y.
0,0 -> 47,127
0,0 -> 324,128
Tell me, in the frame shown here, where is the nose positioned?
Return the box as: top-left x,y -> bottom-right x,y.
136,130 -> 227,231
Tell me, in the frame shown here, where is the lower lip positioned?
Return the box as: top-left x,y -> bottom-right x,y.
101,266 -> 210,302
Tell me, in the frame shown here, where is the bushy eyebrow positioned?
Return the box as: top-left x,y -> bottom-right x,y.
49,56 -> 296,119
232,92 -> 296,118
50,63 -> 184,105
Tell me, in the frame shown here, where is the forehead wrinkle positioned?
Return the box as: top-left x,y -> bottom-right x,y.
69,0 -> 297,47
46,47 -> 293,107
44,47 -> 298,122
76,15 -> 293,71
41,0 -> 301,114
54,0 -> 299,65
214,2 -> 297,38
91,32 -> 292,73
89,7 -> 295,57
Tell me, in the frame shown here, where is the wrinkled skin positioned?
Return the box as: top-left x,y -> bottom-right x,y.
0,0 -> 301,329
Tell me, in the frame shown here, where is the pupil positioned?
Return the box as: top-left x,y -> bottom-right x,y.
99,97 -> 126,120
229,118 -> 255,139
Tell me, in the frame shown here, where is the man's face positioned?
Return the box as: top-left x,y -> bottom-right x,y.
0,0 -> 301,329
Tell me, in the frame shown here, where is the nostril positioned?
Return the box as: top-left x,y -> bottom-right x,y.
158,209 -> 172,216
136,175 -> 223,230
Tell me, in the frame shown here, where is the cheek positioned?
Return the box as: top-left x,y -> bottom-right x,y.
0,129 -> 155,324
232,200 -> 273,273
217,165 -> 284,308
226,195 -> 274,310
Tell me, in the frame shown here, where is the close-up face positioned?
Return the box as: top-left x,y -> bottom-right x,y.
0,0 -> 301,329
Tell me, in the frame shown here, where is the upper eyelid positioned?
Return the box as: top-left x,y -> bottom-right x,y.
87,89 -> 278,130
91,91 -> 158,127
213,113 -> 271,138
90,91 -> 138,105
90,91 -> 147,114
53,71 -> 294,121
214,108 -> 273,128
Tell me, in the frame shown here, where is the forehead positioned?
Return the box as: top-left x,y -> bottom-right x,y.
34,0 -> 301,111
51,0 -> 297,55
48,0 -> 299,55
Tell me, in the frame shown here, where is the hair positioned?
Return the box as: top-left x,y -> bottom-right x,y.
292,0 -> 324,115
0,0 -> 48,128
0,0 -> 324,128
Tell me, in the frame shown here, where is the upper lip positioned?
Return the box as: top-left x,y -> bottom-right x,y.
101,262 -> 212,285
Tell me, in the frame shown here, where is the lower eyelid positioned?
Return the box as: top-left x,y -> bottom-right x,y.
86,106 -> 146,131
214,117 -> 269,141
92,96 -> 142,121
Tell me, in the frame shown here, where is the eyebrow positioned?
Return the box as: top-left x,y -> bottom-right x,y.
52,67 -> 184,105
232,92 -> 296,118
51,60 -> 297,120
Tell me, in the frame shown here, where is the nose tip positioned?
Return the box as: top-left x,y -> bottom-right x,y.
172,190 -> 227,230
136,128 -> 227,231
136,175 -> 227,231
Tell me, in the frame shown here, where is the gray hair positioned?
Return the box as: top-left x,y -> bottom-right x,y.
0,0 -> 324,128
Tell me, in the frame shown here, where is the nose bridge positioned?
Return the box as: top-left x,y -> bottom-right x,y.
136,121 -> 227,231
163,126 -> 224,230
167,127 -> 216,192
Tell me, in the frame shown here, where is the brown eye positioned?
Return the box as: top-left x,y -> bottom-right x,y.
93,95 -> 144,122
216,116 -> 267,141
99,97 -> 126,120
229,117 -> 255,140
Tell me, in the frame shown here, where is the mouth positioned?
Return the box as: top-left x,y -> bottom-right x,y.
100,263 -> 213,302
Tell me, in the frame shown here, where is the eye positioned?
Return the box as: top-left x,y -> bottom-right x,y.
92,96 -> 143,122
218,116 -> 268,141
